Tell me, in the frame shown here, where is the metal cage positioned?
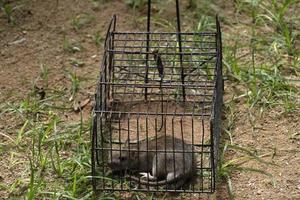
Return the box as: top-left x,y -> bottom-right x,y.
92,1 -> 223,194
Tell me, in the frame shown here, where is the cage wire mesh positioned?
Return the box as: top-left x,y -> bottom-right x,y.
92,1 -> 223,194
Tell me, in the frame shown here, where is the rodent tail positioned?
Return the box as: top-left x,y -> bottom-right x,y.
125,173 -> 186,186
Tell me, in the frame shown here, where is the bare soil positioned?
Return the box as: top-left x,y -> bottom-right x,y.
0,0 -> 299,200
109,102 -> 211,144
226,103 -> 300,200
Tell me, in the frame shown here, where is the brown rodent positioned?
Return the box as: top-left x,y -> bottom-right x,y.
108,134 -> 197,189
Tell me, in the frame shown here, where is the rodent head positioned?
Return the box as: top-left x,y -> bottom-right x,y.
107,142 -> 138,172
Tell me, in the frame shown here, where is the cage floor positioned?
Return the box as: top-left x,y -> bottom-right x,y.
104,100 -> 210,143
109,104 -> 210,144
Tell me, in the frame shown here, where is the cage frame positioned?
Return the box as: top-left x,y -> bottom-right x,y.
91,0 -> 223,195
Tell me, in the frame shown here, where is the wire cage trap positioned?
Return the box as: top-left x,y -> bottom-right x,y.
92,0 -> 223,194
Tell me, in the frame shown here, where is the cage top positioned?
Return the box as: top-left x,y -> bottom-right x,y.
95,14 -> 222,119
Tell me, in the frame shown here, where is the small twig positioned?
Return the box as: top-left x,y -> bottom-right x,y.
0,132 -> 15,143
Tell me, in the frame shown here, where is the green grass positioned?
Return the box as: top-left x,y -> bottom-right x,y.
2,94 -> 93,199
92,31 -> 104,47
69,58 -> 85,68
192,0 -> 298,198
217,0 -> 299,198
63,36 -> 83,53
72,13 -> 95,31
0,62 -> 93,199
123,0 -> 147,9
1,0 -> 299,199
223,1 -> 300,113
218,143 -> 277,200
0,0 -> 16,24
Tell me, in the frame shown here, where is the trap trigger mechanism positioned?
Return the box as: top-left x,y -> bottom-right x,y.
152,50 -> 164,79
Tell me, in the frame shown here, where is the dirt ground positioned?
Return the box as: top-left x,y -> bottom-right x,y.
0,0 -> 299,199
220,86 -> 300,200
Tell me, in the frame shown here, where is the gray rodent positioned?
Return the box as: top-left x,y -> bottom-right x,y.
108,134 -> 197,189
